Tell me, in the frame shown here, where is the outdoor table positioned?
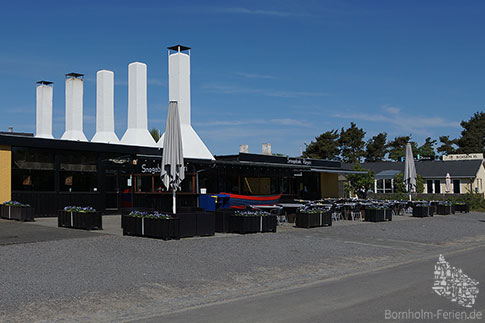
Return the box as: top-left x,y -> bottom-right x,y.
250,205 -> 283,212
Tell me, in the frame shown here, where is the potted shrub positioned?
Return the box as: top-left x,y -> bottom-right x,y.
229,210 -> 277,234
122,210 -> 180,240
1,201 -> 35,222
58,206 -> 102,230
295,206 -> 332,228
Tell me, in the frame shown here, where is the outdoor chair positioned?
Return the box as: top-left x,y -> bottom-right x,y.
350,204 -> 362,221
271,207 -> 287,226
331,205 -> 343,222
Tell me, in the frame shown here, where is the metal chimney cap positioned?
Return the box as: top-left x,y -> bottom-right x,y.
65,72 -> 84,79
36,80 -> 53,85
168,44 -> 191,52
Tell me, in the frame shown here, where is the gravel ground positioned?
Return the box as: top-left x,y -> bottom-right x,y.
0,213 -> 484,322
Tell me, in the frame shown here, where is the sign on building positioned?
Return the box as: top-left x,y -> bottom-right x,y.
442,153 -> 483,161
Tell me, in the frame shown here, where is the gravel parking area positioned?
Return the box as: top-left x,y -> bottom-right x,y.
0,213 -> 484,322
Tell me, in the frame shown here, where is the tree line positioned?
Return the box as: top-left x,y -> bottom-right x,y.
303,112 -> 485,163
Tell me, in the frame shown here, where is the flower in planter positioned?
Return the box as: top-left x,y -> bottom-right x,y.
234,210 -> 270,217
3,200 -> 27,207
128,210 -> 172,219
63,206 -> 96,213
297,205 -> 329,214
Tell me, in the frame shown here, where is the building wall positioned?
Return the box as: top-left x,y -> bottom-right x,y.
472,162 -> 485,195
320,172 -> 339,198
0,145 -> 11,203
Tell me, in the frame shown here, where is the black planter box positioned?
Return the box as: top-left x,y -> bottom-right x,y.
196,211 -> 216,236
122,216 -> 180,240
295,212 -> 332,228
412,206 -> 431,217
229,215 -> 261,234
121,208 -> 155,228
436,205 -> 453,215
262,215 -> 278,232
1,205 -> 35,221
365,208 -> 392,222
173,212 -> 197,238
57,210 -> 102,230
454,203 -> 470,213
171,211 -> 216,237
215,209 -> 235,233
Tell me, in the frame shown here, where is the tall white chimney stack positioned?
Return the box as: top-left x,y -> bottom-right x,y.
240,144 -> 248,153
61,73 -> 87,141
35,81 -> 54,139
159,45 -> 214,159
121,62 -> 156,147
262,143 -> 272,155
91,70 -> 119,143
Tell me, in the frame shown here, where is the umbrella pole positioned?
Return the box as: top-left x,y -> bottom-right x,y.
173,189 -> 176,214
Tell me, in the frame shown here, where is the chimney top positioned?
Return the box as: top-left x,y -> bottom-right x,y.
36,80 -> 53,85
65,72 -> 84,79
8,127 -> 13,133
168,44 -> 191,53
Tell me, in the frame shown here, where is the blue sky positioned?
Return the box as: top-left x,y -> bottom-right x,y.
1,0 -> 484,157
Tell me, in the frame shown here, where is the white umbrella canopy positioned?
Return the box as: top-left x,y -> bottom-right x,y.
445,173 -> 451,193
161,101 -> 185,214
403,143 -> 417,200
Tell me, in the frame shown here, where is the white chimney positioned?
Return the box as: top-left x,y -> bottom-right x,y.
61,73 -> 88,141
120,62 -> 156,147
35,81 -> 54,139
240,144 -> 248,153
91,70 -> 119,144
262,143 -> 271,155
159,45 -> 214,160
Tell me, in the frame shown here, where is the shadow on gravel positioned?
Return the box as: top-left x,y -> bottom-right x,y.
0,219 -> 100,245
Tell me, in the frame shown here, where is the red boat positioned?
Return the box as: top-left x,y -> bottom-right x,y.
220,192 -> 282,209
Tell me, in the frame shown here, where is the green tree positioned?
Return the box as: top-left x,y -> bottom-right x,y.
339,122 -> 366,163
345,163 -> 374,197
387,136 -> 418,161
456,112 -> 485,154
365,132 -> 388,162
394,172 -> 424,193
150,128 -> 161,142
417,137 -> 436,158
437,136 -> 457,155
303,130 -> 340,160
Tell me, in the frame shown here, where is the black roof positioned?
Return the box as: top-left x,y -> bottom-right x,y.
168,45 -> 190,52
65,73 -> 84,79
36,80 -> 53,85
359,160 -> 484,179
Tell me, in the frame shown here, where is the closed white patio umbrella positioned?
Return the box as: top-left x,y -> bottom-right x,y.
160,101 -> 185,214
403,143 -> 417,201
445,173 -> 451,193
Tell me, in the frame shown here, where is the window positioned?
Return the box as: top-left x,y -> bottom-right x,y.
135,176 -> 153,192
11,147 -> 55,191
376,179 -> 384,193
434,180 -> 441,194
59,151 -> 97,192
453,179 -> 460,194
384,179 -> 393,193
427,180 -> 433,194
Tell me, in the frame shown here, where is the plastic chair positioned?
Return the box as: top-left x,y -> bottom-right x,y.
271,207 -> 287,226
350,204 -> 362,221
331,205 -> 342,222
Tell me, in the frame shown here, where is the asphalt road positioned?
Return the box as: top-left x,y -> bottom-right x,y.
141,246 -> 485,323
